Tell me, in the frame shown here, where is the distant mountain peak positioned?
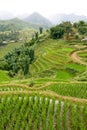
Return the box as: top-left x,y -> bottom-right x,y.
24,12 -> 52,29
31,12 -> 41,15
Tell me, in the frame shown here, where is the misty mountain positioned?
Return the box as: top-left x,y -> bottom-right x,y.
0,18 -> 31,31
48,13 -> 87,24
24,12 -> 53,29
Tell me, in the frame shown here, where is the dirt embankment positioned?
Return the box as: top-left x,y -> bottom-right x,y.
70,49 -> 87,65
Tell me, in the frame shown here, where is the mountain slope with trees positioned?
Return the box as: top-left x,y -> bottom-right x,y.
0,18 -> 32,31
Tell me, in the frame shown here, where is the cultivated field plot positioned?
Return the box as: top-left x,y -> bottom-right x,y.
78,51 -> 87,63
43,82 -> 87,99
0,95 -> 87,130
0,37 -> 87,130
0,84 -> 29,91
30,39 -> 74,76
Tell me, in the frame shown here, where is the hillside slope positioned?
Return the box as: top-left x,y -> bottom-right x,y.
0,38 -> 86,84
29,39 -> 86,82
0,18 -> 31,31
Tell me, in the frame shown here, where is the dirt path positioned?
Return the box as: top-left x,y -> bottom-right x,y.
70,49 -> 87,65
0,90 -> 87,104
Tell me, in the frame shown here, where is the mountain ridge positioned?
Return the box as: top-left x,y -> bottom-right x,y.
24,12 -> 53,29
0,12 -> 53,31
1,12 -> 87,31
48,13 -> 87,24
0,17 -> 31,31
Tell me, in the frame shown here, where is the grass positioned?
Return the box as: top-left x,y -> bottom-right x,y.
66,63 -> 86,73
55,70 -> 73,80
0,70 -> 10,82
78,51 -> 87,62
43,83 -> 87,99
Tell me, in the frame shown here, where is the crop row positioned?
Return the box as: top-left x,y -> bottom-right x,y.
0,84 -> 30,91
0,95 -> 87,130
44,83 -> 87,99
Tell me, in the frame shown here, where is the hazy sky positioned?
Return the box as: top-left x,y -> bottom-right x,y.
0,0 -> 87,16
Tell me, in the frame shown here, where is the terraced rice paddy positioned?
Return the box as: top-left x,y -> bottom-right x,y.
0,39 -> 87,130
30,39 -> 75,78
0,94 -> 87,130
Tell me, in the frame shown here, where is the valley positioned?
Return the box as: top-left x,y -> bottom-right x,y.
0,17 -> 87,130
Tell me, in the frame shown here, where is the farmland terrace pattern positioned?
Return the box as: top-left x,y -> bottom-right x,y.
0,40 -> 87,129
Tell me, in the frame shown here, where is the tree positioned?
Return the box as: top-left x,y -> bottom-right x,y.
50,25 -> 64,39
50,21 -> 73,40
3,46 -> 34,76
39,27 -> 43,34
78,27 -> 87,35
60,22 -> 73,40
35,32 -> 39,40
78,21 -> 86,27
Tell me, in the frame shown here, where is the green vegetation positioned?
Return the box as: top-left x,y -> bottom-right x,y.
0,46 -> 34,76
0,70 -> 10,82
0,42 -> 23,58
44,83 -> 87,99
78,51 -> 87,62
50,20 -> 87,40
0,18 -> 31,32
0,95 -> 87,130
0,20 -> 87,130
29,39 -> 86,82
0,31 -> 20,44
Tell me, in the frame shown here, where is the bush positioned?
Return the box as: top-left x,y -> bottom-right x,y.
8,71 -> 15,77
29,80 -> 34,87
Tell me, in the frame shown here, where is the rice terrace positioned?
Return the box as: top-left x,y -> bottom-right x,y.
0,11 -> 87,130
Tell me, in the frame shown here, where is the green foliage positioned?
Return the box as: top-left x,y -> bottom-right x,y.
1,46 -> 34,75
0,31 -> 20,42
50,25 -> 64,39
50,20 -> 87,40
74,21 -> 87,35
63,21 -> 73,39
0,70 -> 10,82
50,21 -> 73,40
74,34 -> 79,39
0,59 -> 8,70
25,39 -> 35,46
0,95 -> 86,130
78,26 -> 87,35
35,32 -> 39,40
39,27 -> 43,34
0,42 -> 23,59
0,18 -> 31,32
29,80 -> 34,87
44,83 -> 87,99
